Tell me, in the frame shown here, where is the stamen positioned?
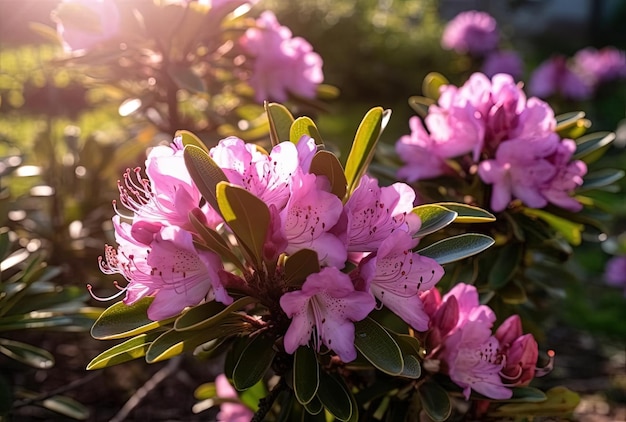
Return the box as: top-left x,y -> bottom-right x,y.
535,349 -> 555,377
87,283 -> 128,301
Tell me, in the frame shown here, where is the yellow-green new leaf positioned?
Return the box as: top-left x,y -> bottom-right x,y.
521,208 -> 583,245
176,129 -> 209,153
265,102 -> 295,146
91,297 -> 174,340
408,96 -> 434,118
86,332 -> 160,370
344,107 -> 391,196
309,151 -> 347,199
488,387 -> 579,418
184,145 -> 228,215
216,182 -> 270,269
290,116 -> 323,145
438,202 -> 496,223
422,72 -> 449,101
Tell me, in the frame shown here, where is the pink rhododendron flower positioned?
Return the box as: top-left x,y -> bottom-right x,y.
98,217 -> 229,320
443,282 -> 495,329
539,139 -> 587,211
528,55 -> 593,100
358,231 -> 444,331
495,315 -> 539,386
240,11 -> 323,102
281,172 -> 346,268
604,255 -> 626,295
52,0 -> 121,52
441,11 -> 499,57
345,175 -> 420,251
280,267 -> 376,362
573,46 -> 626,85
482,50 -> 524,80
214,374 -> 254,422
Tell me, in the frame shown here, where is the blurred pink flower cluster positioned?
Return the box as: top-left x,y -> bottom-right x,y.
422,283 -> 544,399
396,72 -> 587,212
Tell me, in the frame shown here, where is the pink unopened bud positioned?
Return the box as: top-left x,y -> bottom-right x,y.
495,314 -> 523,347
501,333 -> 538,386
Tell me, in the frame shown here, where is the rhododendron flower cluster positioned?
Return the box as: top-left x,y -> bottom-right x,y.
396,72 -> 587,212
421,283 -> 546,399
95,132 -> 444,362
441,11 -> 499,57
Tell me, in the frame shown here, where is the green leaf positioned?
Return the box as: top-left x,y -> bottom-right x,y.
309,151 -> 347,199
0,312 -> 94,331
146,315 -> 249,363
488,243 -> 523,290
188,210 -> 245,272
422,72 -> 449,100
437,202 -> 496,223
239,379 -> 268,411
488,386 -> 579,418
294,346 -> 319,405
176,130 -> 209,153
353,317 -> 403,376
573,131 -> 615,162
216,182 -> 270,269
580,168 -> 625,191
521,208 -> 583,245
174,296 -> 256,331
266,102 -> 295,146
418,380 -> 451,422
5,286 -> 87,315
303,395 -> 324,416
194,382 -> 217,400
508,387 -> 548,403
0,338 -> 54,369
290,116 -> 324,145
167,64 -> 206,93
90,297 -> 173,340
417,234 -> 495,265
184,145 -> 229,215
42,395 -> 89,420
408,96 -> 434,118
499,280 -> 528,305
316,370 -> 354,421
86,332 -> 160,370
232,333 -> 276,391
390,333 -> 422,379
412,204 -> 458,238
344,107 -> 391,196
555,111 -> 586,135
284,249 -> 320,286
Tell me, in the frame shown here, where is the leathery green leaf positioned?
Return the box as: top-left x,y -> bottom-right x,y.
290,116 -> 323,145
86,332 -> 160,370
174,296 -> 257,331
188,210 -> 245,272
42,395 -> 89,420
390,333 -> 422,379
408,96 -> 434,118
316,370 -> 354,421
0,338 -> 54,369
422,72 -> 449,100
418,379 -> 451,422
580,168 -> 625,191
417,234 -> 495,265
91,297 -> 173,340
216,182 -> 270,269
284,249 -> 320,286
508,387 -> 548,402
309,151 -> 347,199
146,314 -> 250,363
232,333 -> 276,391
488,242 -> 523,290
555,111 -> 586,133
574,131 -> 615,162
176,129 -> 209,153
344,107 -> 391,196
294,346 -> 319,405
354,317 -> 403,376
488,386 -> 579,418
521,208 -> 583,245
184,145 -> 228,215
437,202 -> 496,223
303,395 -> 324,416
266,102 -> 295,146
412,204 -> 458,238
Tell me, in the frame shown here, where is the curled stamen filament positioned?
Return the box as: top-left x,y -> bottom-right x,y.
87,282 -> 128,301
535,349 -> 555,377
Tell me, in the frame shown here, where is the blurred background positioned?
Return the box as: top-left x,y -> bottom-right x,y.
0,0 -> 625,420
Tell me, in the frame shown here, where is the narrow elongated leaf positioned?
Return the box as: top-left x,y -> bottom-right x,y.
290,116 -> 323,145
422,72 -> 449,100
488,386 -> 579,418
232,333 -> 276,391
437,202 -> 496,223
174,296 -> 256,331
216,182 -> 269,269
574,131 -> 615,161
309,151 -> 347,199
417,234 -> 495,265
412,205 -> 458,238
5,286 -> 87,315
0,338 -> 54,369
555,111 -> 586,133
316,370 -> 353,421
580,168 -> 625,191
408,96 -> 434,118
266,102 -> 295,146
183,145 -> 229,215
42,395 -> 89,420
353,317 -> 403,376
176,129 -> 209,153
488,243 -> 523,290
0,312 -> 88,331
418,380 -> 451,422
86,332 -> 160,370
294,346 -> 319,405
284,249 -> 320,286
188,211 -> 245,272
521,208 -> 583,245
91,297 -> 173,340
344,107 -> 391,196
